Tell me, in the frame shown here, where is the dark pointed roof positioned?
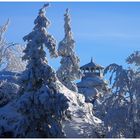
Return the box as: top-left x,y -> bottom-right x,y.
80,58 -> 104,70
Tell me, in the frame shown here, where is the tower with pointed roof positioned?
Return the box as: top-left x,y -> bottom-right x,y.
80,57 -> 104,78
77,58 -> 109,103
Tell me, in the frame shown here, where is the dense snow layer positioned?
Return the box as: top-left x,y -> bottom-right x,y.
78,87 -> 98,102
77,74 -> 108,103
77,76 -> 105,88
0,75 -> 104,138
55,80 -> 104,138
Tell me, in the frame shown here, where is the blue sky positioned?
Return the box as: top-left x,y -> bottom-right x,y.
0,2 -> 140,69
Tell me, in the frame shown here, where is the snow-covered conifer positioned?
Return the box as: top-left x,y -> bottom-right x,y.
103,62 -> 138,137
126,51 -> 140,137
126,51 -> 140,66
0,4 -> 69,138
57,9 -> 82,92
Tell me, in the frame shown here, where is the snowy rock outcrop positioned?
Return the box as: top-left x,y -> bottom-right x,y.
55,80 -> 105,138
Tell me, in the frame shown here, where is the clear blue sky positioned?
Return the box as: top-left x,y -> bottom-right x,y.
0,2 -> 140,69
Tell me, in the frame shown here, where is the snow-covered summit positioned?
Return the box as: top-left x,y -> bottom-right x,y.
0,77 -> 105,138
55,80 -> 105,138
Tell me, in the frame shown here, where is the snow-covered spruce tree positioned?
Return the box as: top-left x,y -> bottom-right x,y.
57,9 -> 82,92
0,4 -> 69,138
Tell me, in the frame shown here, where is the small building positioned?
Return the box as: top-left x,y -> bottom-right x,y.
77,58 -> 109,103
80,58 -> 104,78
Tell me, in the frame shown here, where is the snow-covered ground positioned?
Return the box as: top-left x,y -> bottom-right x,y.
56,81 -> 104,138
0,71 -> 104,138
